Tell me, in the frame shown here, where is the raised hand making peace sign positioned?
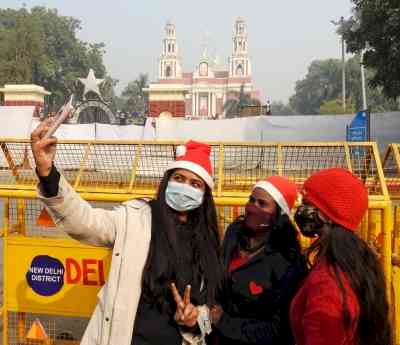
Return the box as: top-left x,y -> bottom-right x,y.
170,282 -> 199,328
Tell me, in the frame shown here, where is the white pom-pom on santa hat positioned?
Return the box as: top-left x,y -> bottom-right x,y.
175,145 -> 186,158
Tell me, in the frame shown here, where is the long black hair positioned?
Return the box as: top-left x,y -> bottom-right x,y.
141,170 -> 224,314
269,211 -> 304,263
305,225 -> 393,345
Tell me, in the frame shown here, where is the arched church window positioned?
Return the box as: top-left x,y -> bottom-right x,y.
236,64 -> 244,76
199,62 -> 208,77
166,65 -> 172,77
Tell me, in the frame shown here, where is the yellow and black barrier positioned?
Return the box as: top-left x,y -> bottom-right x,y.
0,139 -> 396,344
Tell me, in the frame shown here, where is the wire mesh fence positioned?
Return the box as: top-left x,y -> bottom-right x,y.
5,311 -> 87,345
0,140 -> 389,198
6,199 -> 119,239
382,144 -> 400,199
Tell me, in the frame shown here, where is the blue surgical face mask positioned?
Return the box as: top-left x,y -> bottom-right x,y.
165,181 -> 205,212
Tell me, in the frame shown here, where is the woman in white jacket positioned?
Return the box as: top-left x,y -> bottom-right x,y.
31,119 -> 224,345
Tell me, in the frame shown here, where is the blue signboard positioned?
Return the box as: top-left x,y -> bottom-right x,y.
346,111 -> 369,142
346,110 -> 370,157
347,126 -> 367,141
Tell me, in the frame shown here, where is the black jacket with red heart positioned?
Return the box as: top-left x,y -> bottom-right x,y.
215,221 -> 306,345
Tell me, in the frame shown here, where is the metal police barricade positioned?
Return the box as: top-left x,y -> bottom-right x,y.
0,139 -> 393,345
382,143 -> 400,345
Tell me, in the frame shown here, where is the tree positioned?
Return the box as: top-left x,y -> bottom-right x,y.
341,1 -> 400,100
319,99 -> 356,115
223,84 -> 261,118
270,101 -> 296,115
0,7 -> 45,84
0,6 -> 108,109
289,56 -> 398,114
289,59 -> 343,114
120,73 -> 149,116
100,76 -> 120,113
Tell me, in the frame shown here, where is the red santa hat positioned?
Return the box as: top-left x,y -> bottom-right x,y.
167,140 -> 214,189
302,168 -> 368,231
253,176 -> 298,216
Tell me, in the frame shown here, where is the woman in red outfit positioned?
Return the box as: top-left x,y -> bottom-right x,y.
290,168 -> 392,345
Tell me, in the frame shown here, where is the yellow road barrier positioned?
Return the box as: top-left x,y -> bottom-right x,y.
0,139 -> 395,344
382,143 -> 400,344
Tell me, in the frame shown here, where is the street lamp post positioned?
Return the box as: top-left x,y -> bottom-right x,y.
341,26 -> 346,112
331,16 -> 346,112
360,48 -> 368,111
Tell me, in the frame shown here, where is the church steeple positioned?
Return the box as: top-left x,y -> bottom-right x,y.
229,17 -> 252,77
159,21 -> 182,79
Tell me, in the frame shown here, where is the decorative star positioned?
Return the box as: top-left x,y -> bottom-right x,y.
79,69 -> 104,100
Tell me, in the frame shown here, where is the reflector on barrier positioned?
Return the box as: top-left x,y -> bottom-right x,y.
25,318 -> 49,341
36,208 -> 55,227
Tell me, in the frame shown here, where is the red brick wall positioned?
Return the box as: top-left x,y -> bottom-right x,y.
4,100 -> 44,116
149,100 -> 186,117
4,100 -> 43,107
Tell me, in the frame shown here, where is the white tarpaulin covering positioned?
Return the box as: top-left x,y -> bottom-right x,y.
1,109 -> 399,171
0,106 -> 35,167
153,113 -> 399,146
142,118 -> 156,141
95,123 -> 145,140
2,108 -> 398,146
155,116 -> 262,141
0,106 -> 35,138
154,117 -> 264,171
53,123 -> 95,140
260,115 -> 352,141
30,118 -> 95,140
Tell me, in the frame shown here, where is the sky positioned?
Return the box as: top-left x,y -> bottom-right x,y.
3,0 -> 354,103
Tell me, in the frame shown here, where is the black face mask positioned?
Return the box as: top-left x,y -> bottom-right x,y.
294,204 -> 326,238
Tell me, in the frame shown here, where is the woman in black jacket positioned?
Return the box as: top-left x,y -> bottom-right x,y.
210,176 -> 306,345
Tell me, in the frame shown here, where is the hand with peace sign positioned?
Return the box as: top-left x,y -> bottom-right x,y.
170,282 -> 199,328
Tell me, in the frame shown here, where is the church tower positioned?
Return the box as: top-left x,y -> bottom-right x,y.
229,17 -> 252,78
159,21 -> 182,79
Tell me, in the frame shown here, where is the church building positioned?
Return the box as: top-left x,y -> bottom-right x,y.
145,18 -> 259,118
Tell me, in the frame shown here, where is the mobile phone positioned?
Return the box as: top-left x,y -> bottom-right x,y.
43,95 -> 74,139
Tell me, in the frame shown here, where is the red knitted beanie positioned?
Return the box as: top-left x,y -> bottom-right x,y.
302,168 -> 368,231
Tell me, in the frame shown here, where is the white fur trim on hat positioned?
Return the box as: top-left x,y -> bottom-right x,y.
253,181 -> 290,215
167,160 -> 214,189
